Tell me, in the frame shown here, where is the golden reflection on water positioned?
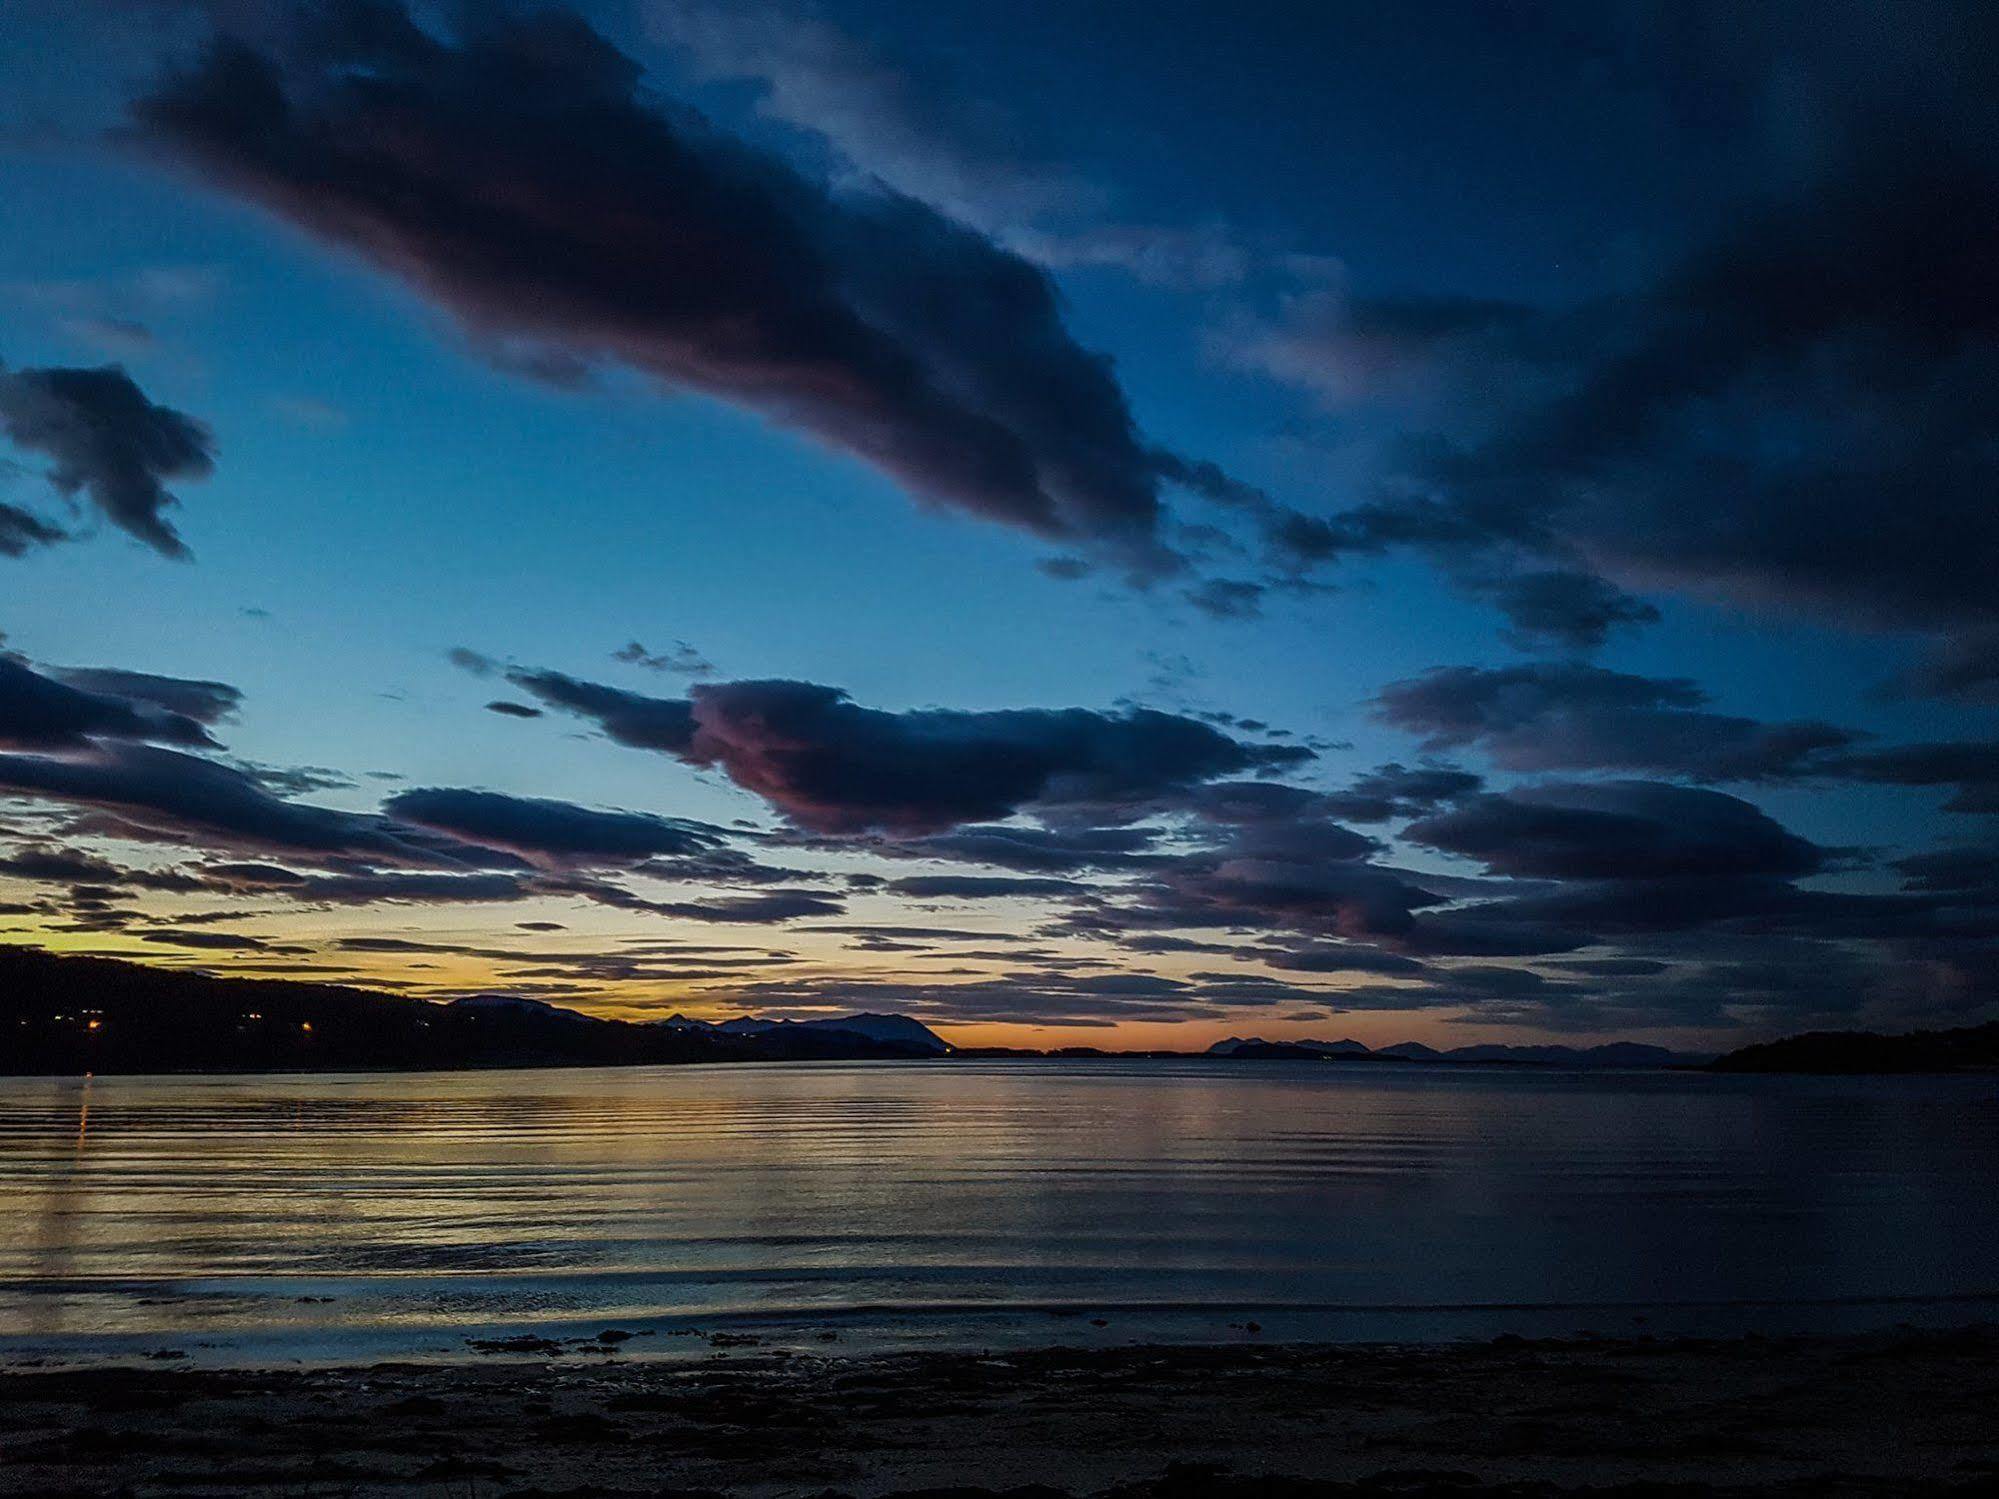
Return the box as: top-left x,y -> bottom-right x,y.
14,1076 -> 95,1335
1,1061 -> 1996,1351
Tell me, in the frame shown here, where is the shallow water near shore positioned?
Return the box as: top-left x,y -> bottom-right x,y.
2,1058 -> 1995,1366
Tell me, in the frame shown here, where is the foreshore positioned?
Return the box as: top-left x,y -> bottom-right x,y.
2,1326 -> 1995,1496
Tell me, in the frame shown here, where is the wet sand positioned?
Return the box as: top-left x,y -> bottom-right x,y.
3,1326 -> 1996,1497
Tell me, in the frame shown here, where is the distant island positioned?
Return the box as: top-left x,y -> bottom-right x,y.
5,945 -> 1992,1076
1203,1035 -> 1711,1068
1205,1026 -> 1999,1073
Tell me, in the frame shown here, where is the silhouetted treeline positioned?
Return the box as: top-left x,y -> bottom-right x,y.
1709,1021 -> 1999,1074
0,947 -> 939,1075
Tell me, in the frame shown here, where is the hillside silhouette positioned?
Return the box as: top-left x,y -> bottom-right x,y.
0,947 -> 946,1074
1710,1021 -> 1999,1074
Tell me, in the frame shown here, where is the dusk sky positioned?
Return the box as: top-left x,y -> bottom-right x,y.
2,0 -> 1995,1048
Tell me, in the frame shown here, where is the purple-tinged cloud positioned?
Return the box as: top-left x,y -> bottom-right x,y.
1375,663 -> 1858,781
1404,781 -> 1826,881
135,2 -> 1184,572
384,787 -> 724,868
495,669 -> 1311,833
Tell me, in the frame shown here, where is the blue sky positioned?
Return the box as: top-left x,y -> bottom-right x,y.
0,1 -> 1993,1047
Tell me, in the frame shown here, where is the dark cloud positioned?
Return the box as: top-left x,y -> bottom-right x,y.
0,503 -> 66,556
1374,664 -> 1999,821
137,928 -> 275,950
897,824 -> 1161,873
1432,964 -> 1578,999
1321,762 -> 1482,822
198,861 -> 309,888
1828,741 -> 1999,815
1230,290 -> 1541,408
1325,131 -> 1999,636
0,362 -> 213,557
200,862 -> 534,906
1127,863 -> 1441,945
1182,578 -> 1264,620
1194,6 -> 1999,654
136,909 -> 262,928
484,700 -> 542,718
1202,816 -> 1379,866
1444,876 -> 1954,947
0,841 -> 202,893
803,923 -> 1023,944
1113,934 -> 1252,957
635,845 -> 820,888
1152,457 -> 1405,609
274,871 -> 535,906
335,936 -> 482,954
710,967 -> 1345,1028
1405,781 -> 1826,881
326,936 -> 793,986
1552,958 -> 1672,978
499,670 -> 1309,833
645,889 -> 845,923
0,743 -> 506,867
1264,944 -> 1430,976
0,655 -> 223,750
1483,570 -> 1660,651
615,639 -> 716,678
502,669 -> 696,753
885,874 -> 1087,900
1894,630 -> 1999,705
1177,780 -> 1326,825
1894,846 -> 1999,893
652,0 -> 1283,296
135,2 -> 1193,573
1545,947 -> 1908,1032
1375,663 -> 1858,781
235,762 -> 354,796
1086,806 -> 1445,946
383,787 -> 723,868
44,666 -> 241,726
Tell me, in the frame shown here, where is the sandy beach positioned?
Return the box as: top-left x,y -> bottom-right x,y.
3,1326 -> 1996,1497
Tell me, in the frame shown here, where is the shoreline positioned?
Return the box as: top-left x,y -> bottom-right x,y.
5,1052 -> 1717,1079
13,1052 -> 1998,1082
10,1287 -> 1999,1375
3,1326 -> 1996,1496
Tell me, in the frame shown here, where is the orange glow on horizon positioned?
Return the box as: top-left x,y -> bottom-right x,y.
0,933 -> 1699,1054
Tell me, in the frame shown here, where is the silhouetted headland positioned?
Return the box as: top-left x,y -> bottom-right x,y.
1708,1020 -> 1999,1074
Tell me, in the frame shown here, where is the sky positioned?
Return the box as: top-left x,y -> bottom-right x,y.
0,0 -> 1995,1050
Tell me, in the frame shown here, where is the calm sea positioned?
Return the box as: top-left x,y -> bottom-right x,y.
1,1059 -> 1995,1365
